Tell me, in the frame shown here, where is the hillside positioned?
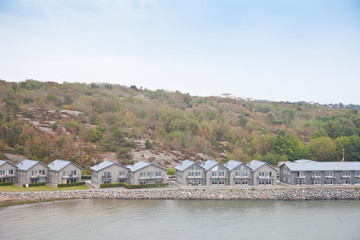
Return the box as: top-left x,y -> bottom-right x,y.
0,79 -> 359,170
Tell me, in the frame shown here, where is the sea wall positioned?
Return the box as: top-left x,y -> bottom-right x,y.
1,188 -> 360,201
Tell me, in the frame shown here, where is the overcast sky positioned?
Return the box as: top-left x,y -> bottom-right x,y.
0,0 -> 359,104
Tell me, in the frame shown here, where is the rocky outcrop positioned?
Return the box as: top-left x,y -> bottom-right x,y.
1,188 -> 360,202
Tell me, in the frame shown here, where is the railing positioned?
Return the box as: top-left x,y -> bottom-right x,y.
187,175 -> 203,178
102,175 -> 111,178
139,176 -> 163,179
0,174 -> 15,177
31,174 -> 47,178
63,174 -> 77,178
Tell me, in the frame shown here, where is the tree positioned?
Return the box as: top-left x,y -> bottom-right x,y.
308,137 -> 336,161
102,126 -> 136,159
167,167 -> 175,175
145,139 -> 152,149
272,130 -> 305,161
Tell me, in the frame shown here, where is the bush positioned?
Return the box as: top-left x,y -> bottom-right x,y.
124,183 -> 168,189
81,175 -> 91,180
23,182 -> 46,187
100,183 -> 125,188
58,182 -> 85,188
0,182 -> 14,186
145,139 -> 152,149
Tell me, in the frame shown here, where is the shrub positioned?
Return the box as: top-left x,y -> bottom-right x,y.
355,187 -> 359,191
23,182 -> 46,187
0,182 -> 13,186
100,183 -> 125,188
145,139 -> 152,149
124,183 -> 169,189
81,175 -> 91,180
251,187 -> 255,191
58,182 -> 85,188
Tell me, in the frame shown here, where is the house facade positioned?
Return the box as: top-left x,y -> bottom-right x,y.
128,161 -> 167,185
175,160 -> 205,186
16,159 -> 49,185
280,161 -> 360,185
0,160 -> 17,183
48,160 -> 83,185
247,160 -> 277,186
203,160 -> 228,186
90,161 -> 129,187
224,160 -> 252,186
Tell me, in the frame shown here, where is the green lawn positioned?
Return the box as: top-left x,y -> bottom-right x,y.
0,185 -> 89,192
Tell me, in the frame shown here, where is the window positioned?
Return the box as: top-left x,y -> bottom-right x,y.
211,165 -> 226,178
104,172 -> 111,177
313,178 -> 321,185
324,179 -> 333,185
354,179 -> 360,185
325,171 -> 333,177
342,171 -> 351,177
259,172 -> 271,178
313,171 -> 321,177
297,171 -> 306,177
297,179 -> 305,185
342,179 -> 351,185
355,171 -> 360,177
119,170 -> 125,177
188,165 -> 202,177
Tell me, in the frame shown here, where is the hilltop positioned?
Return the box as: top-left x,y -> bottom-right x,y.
0,79 -> 359,170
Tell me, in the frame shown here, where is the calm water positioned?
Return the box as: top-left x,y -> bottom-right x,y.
1,199 -> 359,240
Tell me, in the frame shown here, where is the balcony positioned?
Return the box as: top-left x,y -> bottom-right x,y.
296,176 -> 306,179
30,174 -> 47,178
63,174 -> 78,178
312,175 -> 321,178
0,173 -> 15,177
139,176 -> 163,180
102,175 -> 111,178
234,176 -> 250,179
118,176 -> 128,179
187,175 -> 203,179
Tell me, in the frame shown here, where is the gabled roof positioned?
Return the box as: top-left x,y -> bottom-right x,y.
90,160 -> 122,172
247,160 -> 276,172
223,160 -> 246,171
174,160 -> 204,171
17,159 -> 48,171
48,159 -> 83,171
0,160 -> 17,168
294,159 -> 316,163
201,159 -> 220,171
280,161 -> 360,171
127,161 -> 167,172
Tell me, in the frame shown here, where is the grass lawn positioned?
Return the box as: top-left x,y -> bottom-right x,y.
0,184 -> 89,192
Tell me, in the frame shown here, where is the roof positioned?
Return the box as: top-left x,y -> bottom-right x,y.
48,159 -> 83,171
247,160 -> 276,172
0,160 -> 17,168
201,159 -> 220,171
174,160 -> 204,171
90,161 -> 120,172
280,161 -> 360,171
17,159 -> 48,171
223,160 -> 245,171
294,159 -> 316,163
127,161 -> 167,172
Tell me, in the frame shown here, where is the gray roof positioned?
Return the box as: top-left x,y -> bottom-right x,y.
48,159 -> 83,171
281,161 -> 360,171
294,159 -> 316,163
90,161 -> 120,172
223,160 -> 244,171
201,159 -> 220,171
174,160 -> 204,171
0,160 -> 17,168
17,159 -> 48,171
127,161 -> 167,172
247,160 -> 276,171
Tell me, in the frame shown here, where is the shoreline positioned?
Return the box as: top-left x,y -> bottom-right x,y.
1,187 -> 360,206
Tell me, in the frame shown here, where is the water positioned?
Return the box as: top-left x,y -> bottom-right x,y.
0,199 -> 359,240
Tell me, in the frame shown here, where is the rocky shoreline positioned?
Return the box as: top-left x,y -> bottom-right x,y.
1,188 -> 360,203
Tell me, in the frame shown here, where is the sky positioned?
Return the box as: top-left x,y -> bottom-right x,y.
0,0 -> 359,104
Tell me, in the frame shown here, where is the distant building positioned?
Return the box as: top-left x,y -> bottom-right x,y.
174,160 -> 205,186
127,161 -> 167,185
247,160 -> 277,186
90,161 -> 129,187
0,160 -> 17,183
280,161 -> 360,185
224,160 -> 252,186
48,159 -> 83,185
202,159 -> 228,186
17,159 -> 49,185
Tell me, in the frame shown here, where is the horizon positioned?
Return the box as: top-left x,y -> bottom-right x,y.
1,0 -> 359,104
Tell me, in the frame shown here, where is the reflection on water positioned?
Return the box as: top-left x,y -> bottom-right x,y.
0,199 -> 359,240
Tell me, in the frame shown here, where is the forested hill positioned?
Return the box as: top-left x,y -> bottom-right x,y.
0,79 -> 359,170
